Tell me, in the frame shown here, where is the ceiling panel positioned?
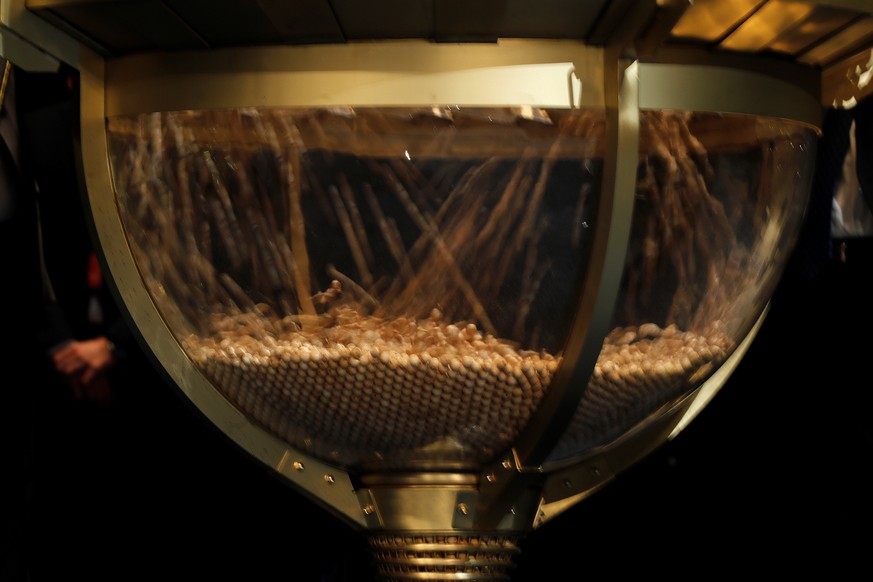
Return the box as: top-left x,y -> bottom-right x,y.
257,0 -> 345,44
329,0 -> 433,40
767,7 -> 857,56
20,0 -> 873,74
720,1 -> 816,52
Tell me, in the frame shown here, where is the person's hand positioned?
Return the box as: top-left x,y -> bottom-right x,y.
51,337 -> 117,405
52,337 -> 115,383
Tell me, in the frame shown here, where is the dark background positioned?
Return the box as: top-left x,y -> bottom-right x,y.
21,236 -> 872,582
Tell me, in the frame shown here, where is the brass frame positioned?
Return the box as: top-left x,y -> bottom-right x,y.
83,41 -> 823,534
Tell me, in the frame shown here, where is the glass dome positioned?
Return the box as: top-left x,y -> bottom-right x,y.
104,104 -> 815,473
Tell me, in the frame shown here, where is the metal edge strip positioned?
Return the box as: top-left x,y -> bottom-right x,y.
513,60 -> 641,467
101,40 -> 602,114
666,302 -> 770,440
638,62 -> 823,129
471,57 -> 641,530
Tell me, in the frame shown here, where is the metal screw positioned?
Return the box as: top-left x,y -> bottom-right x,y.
486,472 -> 496,483
362,504 -> 375,516
502,459 -> 512,470
324,474 -> 336,484
457,503 -> 469,516
563,479 -> 573,489
292,461 -> 304,471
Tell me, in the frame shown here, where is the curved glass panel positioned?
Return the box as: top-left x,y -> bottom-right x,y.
546,111 -> 817,463
106,106 -> 605,471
